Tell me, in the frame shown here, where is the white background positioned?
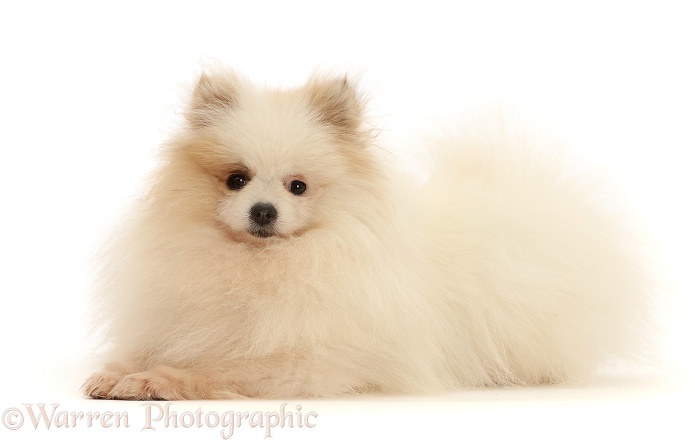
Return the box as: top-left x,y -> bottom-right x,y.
1,1 -> 693,441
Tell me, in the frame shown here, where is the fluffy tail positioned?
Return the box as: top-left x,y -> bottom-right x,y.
418,112 -> 653,386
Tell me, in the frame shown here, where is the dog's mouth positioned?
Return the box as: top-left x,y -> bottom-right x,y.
249,228 -> 276,238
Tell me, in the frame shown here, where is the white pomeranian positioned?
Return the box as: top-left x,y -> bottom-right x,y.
83,68 -> 648,400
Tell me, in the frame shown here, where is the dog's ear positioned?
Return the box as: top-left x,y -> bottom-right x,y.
187,71 -> 238,128
307,76 -> 365,137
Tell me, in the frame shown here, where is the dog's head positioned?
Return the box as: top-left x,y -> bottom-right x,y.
168,69 -> 379,244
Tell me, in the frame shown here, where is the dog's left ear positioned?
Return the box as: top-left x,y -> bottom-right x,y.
307,76 -> 365,138
187,70 -> 238,128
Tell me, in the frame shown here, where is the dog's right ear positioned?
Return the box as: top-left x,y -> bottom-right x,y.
186,71 -> 238,128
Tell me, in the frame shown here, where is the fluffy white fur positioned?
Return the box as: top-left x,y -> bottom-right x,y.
83,69 -> 648,400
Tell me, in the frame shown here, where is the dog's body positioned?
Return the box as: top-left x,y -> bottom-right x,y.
83,70 -> 647,399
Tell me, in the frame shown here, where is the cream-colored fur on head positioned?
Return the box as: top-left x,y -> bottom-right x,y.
83,68 -> 649,400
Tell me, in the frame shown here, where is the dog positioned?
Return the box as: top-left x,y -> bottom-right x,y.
82,68 -> 648,399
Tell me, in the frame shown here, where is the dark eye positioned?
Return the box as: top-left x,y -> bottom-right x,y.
226,173 -> 248,190
289,180 -> 306,195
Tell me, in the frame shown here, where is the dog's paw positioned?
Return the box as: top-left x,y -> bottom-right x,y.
82,362 -> 132,399
82,371 -> 124,399
108,366 -> 190,400
84,363 -> 245,400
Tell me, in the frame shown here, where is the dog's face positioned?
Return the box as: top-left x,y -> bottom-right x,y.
176,70 -> 375,244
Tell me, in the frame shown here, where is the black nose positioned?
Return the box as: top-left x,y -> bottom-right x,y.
249,203 -> 278,226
